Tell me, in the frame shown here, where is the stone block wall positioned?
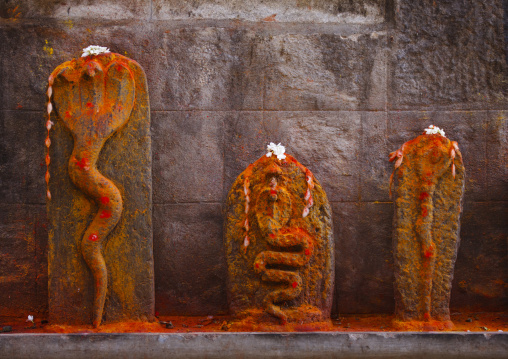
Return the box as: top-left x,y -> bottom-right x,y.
0,0 -> 506,318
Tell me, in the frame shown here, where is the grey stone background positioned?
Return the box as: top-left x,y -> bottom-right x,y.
0,0 -> 506,318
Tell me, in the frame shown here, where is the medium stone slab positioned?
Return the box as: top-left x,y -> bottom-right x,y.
151,111 -> 224,203
47,52 -> 153,326
450,201 -> 508,311
225,151 -> 334,324
262,33 -> 388,111
333,202 -> 394,314
152,0 -> 387,23
0,111 -> 46,204
153,203 -> 227,316
391,0 -> 507,109
0,0 -> 150,20
487,111 -> 508,201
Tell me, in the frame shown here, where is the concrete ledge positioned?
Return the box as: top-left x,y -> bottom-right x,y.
0,332 -> 507,359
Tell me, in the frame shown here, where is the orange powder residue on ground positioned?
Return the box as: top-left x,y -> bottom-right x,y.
1,313 -> 506,334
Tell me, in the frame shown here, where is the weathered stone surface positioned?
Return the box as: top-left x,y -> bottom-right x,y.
263,32 -> 388,111
487,111 -> 507,201
0,204 -> 47,317
391,0 -> 507,109
388,111 -> 487,201
152,111 -> 224,203
2,332 -> 508,359
0,0 -> 150,20
153,204 -> 227,316
225,111 -> 361,202
333,202 -> 394,314
451,201 -> 508,312
0,111 -> 46,204
225,153 -> 334,323
0,22 -> 156,112
223,112 -> 271,199
0,0 -> 506,318
149,25 -> 263,111
48,53 -> 153,326
360,111 -> 391,201
390,132 -> 465,329
152,0 -> 387,23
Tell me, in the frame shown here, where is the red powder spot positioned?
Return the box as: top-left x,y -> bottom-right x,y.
76,157 -> 88,170
86,102 -> 94,108
419,192 -> 429,201
116,64 -> 123,72
305,249 -> 311,256
101,196 -> 110,204
100,210 -> 111,219
255,263 -> 260,269
155,311 -> 159,318
424,250 -> 433,258
88,233 -> 99,242
269,233 -> 275,239
292,282 -> 298,288
422,207 -> 428,217
65,111 -> 71,118
424,312 -> 430,320
270,189 -> 277,195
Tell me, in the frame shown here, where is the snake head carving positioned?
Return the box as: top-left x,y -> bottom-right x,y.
52,57 -> 135,144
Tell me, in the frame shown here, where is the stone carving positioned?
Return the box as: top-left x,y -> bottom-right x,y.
225,144 -> 334,325
47,50 -> 154,327
389,126 -> 465,330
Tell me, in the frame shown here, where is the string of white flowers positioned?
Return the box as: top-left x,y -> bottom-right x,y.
302,169 -> 315,218
45,74 -> 55,200
243,177 -> 251,251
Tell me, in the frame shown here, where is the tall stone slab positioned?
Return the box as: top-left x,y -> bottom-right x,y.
46,52 -> 153,327
225,149 -> 334,325
389,128 -> 465,330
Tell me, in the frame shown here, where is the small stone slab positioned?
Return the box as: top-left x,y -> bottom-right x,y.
225,153 -> 334,324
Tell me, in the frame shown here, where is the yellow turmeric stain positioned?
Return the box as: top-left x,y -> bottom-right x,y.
43,40 -> 54,56
64,19 -> 74,29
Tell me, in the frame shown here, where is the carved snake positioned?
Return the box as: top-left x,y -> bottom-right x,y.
50,56 -> 135,327
252,170 -> 314,323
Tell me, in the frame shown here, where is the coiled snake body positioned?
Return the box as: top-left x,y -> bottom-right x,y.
252,173 -> 314,323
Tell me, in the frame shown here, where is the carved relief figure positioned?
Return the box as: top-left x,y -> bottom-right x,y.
47,47 -> 154,327
389,126 -> 465,330
225,144 -> 334,326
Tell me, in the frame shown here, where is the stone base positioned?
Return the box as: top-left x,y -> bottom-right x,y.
0,332 -> 506,359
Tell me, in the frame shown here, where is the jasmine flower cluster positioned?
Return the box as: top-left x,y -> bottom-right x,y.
424,125 -> 446,137
266,142 -> 286,161
81,45 -> 110,57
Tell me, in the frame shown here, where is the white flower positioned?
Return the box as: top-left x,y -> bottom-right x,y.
424,125 -> 446,137
81,45 -> 110,57
26,315 -> 34,323
266,142 -> 286,160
